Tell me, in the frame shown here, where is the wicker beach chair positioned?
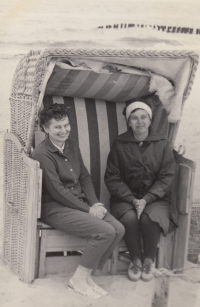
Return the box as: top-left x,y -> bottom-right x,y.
3,48 -> 198,283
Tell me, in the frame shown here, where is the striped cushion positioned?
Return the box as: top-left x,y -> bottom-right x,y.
44,66 -> 150,102
35,95 -> 169,207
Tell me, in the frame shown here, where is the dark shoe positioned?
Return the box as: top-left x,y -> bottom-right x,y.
141,258 -> 155,282
128,259 -> 142,282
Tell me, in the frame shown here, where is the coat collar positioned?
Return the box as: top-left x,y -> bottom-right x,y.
116,128 -> 167,143
45,136 -> 69,155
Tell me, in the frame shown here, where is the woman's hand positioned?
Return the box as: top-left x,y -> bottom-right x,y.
89,203 -> 107,219
93,203 -> 107,219
132,199 -> 140,210
137,199 -> 146,219
132,199 -> 146,219
132,199 -> 140,219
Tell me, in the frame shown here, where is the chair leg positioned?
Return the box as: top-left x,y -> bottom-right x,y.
172,213 -> 191,272
38,230 -> 47,278
34,228 -> 40,279
157,234 -> 165,268
110,244 -> 120,275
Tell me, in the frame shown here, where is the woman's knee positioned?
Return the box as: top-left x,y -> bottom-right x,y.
140,213 -> 161,233
140,212 -> 157,228
140,212 -> 150,225
99,224 -> 117,243
113,221 -> 125,240
103,212 -> 125,239
119,210 -> 138,227
103,220 -> 125,242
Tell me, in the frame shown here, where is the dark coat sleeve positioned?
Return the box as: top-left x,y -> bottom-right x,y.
34,151 -> 91,213
143,140 -> 175,203
104,141 -> 136,204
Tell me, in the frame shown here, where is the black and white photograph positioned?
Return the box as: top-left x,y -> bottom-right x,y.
0,1 -> 200,306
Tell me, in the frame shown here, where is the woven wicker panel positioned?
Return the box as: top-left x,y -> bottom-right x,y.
3,139 -> 28,278
11,54 -> 39,96
10,95 -> 33,145
188,201 -> 200,263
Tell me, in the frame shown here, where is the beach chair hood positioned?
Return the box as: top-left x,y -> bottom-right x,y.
10,48 -> 198,151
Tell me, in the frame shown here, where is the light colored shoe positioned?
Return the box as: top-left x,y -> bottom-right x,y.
92,284 -> 108,296
128,259 -> 142,282
68,279 -> 102,299
141,258 -> 155,282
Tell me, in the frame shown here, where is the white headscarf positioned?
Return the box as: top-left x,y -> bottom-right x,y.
126,101 -> 152,120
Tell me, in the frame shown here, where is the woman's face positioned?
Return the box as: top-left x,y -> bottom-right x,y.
44,116 -> 71,146
128,109 -> 151,137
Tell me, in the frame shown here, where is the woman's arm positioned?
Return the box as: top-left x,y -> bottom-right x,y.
143,140 -> 175,204
105,141 -> 136,204
34,152 -> 91,213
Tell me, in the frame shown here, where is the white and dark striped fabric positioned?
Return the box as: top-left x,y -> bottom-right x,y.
35,96 -> 169,207
44,68 -> 151,102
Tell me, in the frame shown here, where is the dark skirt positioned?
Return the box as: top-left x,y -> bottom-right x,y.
110,200 -> 170,236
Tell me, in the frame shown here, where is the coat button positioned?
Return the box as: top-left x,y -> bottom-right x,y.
70,169 -> 73,171
71,187 -> 74,190
65,159 -> 68,161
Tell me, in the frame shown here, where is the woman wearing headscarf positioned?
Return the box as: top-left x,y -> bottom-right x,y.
32,104 -> 125,298
105,101 -> 175,282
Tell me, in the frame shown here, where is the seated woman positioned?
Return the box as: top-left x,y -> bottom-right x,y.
32,104 -> 125,298
105,101 -> 175,282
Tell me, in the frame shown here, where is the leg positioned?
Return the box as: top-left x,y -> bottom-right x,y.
41,202 -> 123,295
96,212 -> 125,270
119,209 -> 142,262
41,203 -> 117,270
140,213 -> 161,282
119,209 -> 143,282
86,213 -> 124,295
140,213 -> 161,262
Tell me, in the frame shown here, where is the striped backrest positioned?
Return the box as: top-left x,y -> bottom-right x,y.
35,95 -> 169,208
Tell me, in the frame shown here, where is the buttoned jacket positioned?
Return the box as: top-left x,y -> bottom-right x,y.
105,129 -> 175,205
32,137 -> 99,213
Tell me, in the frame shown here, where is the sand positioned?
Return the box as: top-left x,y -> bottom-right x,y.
0,257 -> 200,307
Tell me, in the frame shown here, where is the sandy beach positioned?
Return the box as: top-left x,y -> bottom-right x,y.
0,1 -> 200,306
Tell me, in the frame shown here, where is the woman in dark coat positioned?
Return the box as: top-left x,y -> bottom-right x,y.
32,104 -> 125,298
104,101 -> 175,282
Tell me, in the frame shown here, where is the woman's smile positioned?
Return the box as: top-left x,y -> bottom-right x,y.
128,109 -> 151,140
44,116 -> 71,147
137,124 -> 145,128
58,133 -> 68,137
136,125 -> 146,131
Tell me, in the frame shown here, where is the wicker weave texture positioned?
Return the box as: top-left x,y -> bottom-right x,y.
3,139 -> 28,278
188,200 -> 200,263
11,54 -> 39,96
10,96 -> 33,145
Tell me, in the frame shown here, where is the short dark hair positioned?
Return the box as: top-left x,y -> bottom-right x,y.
39,104 -> 70,132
